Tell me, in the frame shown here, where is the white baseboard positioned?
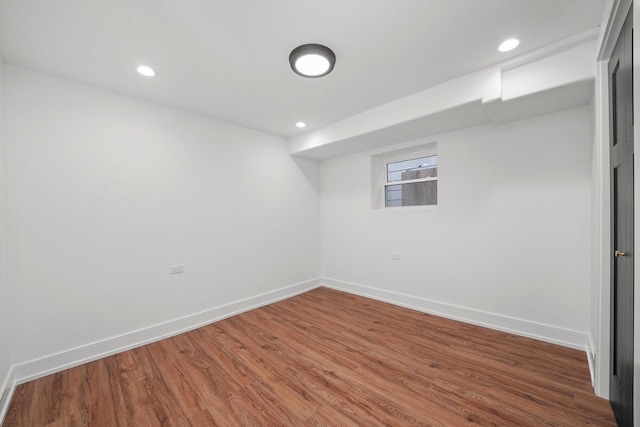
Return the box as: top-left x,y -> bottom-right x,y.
0,368 -> 16,426
587,334 -> 596,387
0,278 -> 321,424
0,277 -> 590,424
322,277 -> 588,351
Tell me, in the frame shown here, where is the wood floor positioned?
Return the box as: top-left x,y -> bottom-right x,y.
2,287 -> 616,426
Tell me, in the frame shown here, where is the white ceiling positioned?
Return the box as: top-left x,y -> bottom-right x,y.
0,0 -> 607,138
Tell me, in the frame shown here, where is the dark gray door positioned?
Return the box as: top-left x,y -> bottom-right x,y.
609,7 -> 634,427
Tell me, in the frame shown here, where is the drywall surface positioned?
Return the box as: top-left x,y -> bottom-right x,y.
320,107 -> 592,335
590,60 -> 610,396
292,36 -> 597,160
3,66 -> 320,364
0,58 -> 11,393
501,41 -> 596,100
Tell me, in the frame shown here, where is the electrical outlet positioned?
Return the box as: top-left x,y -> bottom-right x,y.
391,253 -> 401,260
169,264 -> 184,274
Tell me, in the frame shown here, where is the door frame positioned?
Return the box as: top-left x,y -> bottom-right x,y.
594,0 -> 638,423
634,3 -> 639,423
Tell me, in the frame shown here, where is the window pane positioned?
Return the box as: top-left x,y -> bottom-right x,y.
385,181 -> 437,207
386,155 -> 437,182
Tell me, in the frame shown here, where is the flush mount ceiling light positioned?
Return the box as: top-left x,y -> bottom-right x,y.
289,44 -> 336,78
137,65 -> 156,77
296,122 -> 307,128
498,38 -> 520,52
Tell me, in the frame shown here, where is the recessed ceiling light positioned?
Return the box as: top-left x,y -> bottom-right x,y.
290,44 -> 336,78
498,38 -> 520,52
137,65 -> 156,77
296,122 -> 306,128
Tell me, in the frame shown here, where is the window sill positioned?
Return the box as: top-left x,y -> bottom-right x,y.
374,205 -> 439,212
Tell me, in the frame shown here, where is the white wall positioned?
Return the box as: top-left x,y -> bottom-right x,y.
321,107 -> 592,342
0,58 -> 11,395
3,65 -> 320,365
591,59 -> 611,397
290,35 -> 598,160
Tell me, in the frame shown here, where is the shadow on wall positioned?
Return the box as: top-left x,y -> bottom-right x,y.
292,156 -> 320,196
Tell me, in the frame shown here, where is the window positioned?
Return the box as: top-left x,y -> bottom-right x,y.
385,155 -> 437,207
371,143 -> 437,209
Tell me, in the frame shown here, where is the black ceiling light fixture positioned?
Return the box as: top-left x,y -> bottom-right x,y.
289,44 -> 336,78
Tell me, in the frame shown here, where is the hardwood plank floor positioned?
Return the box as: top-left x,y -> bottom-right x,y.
2,287 -> 616,426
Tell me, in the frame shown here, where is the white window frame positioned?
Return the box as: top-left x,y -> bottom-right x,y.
371,142 -> 437,210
